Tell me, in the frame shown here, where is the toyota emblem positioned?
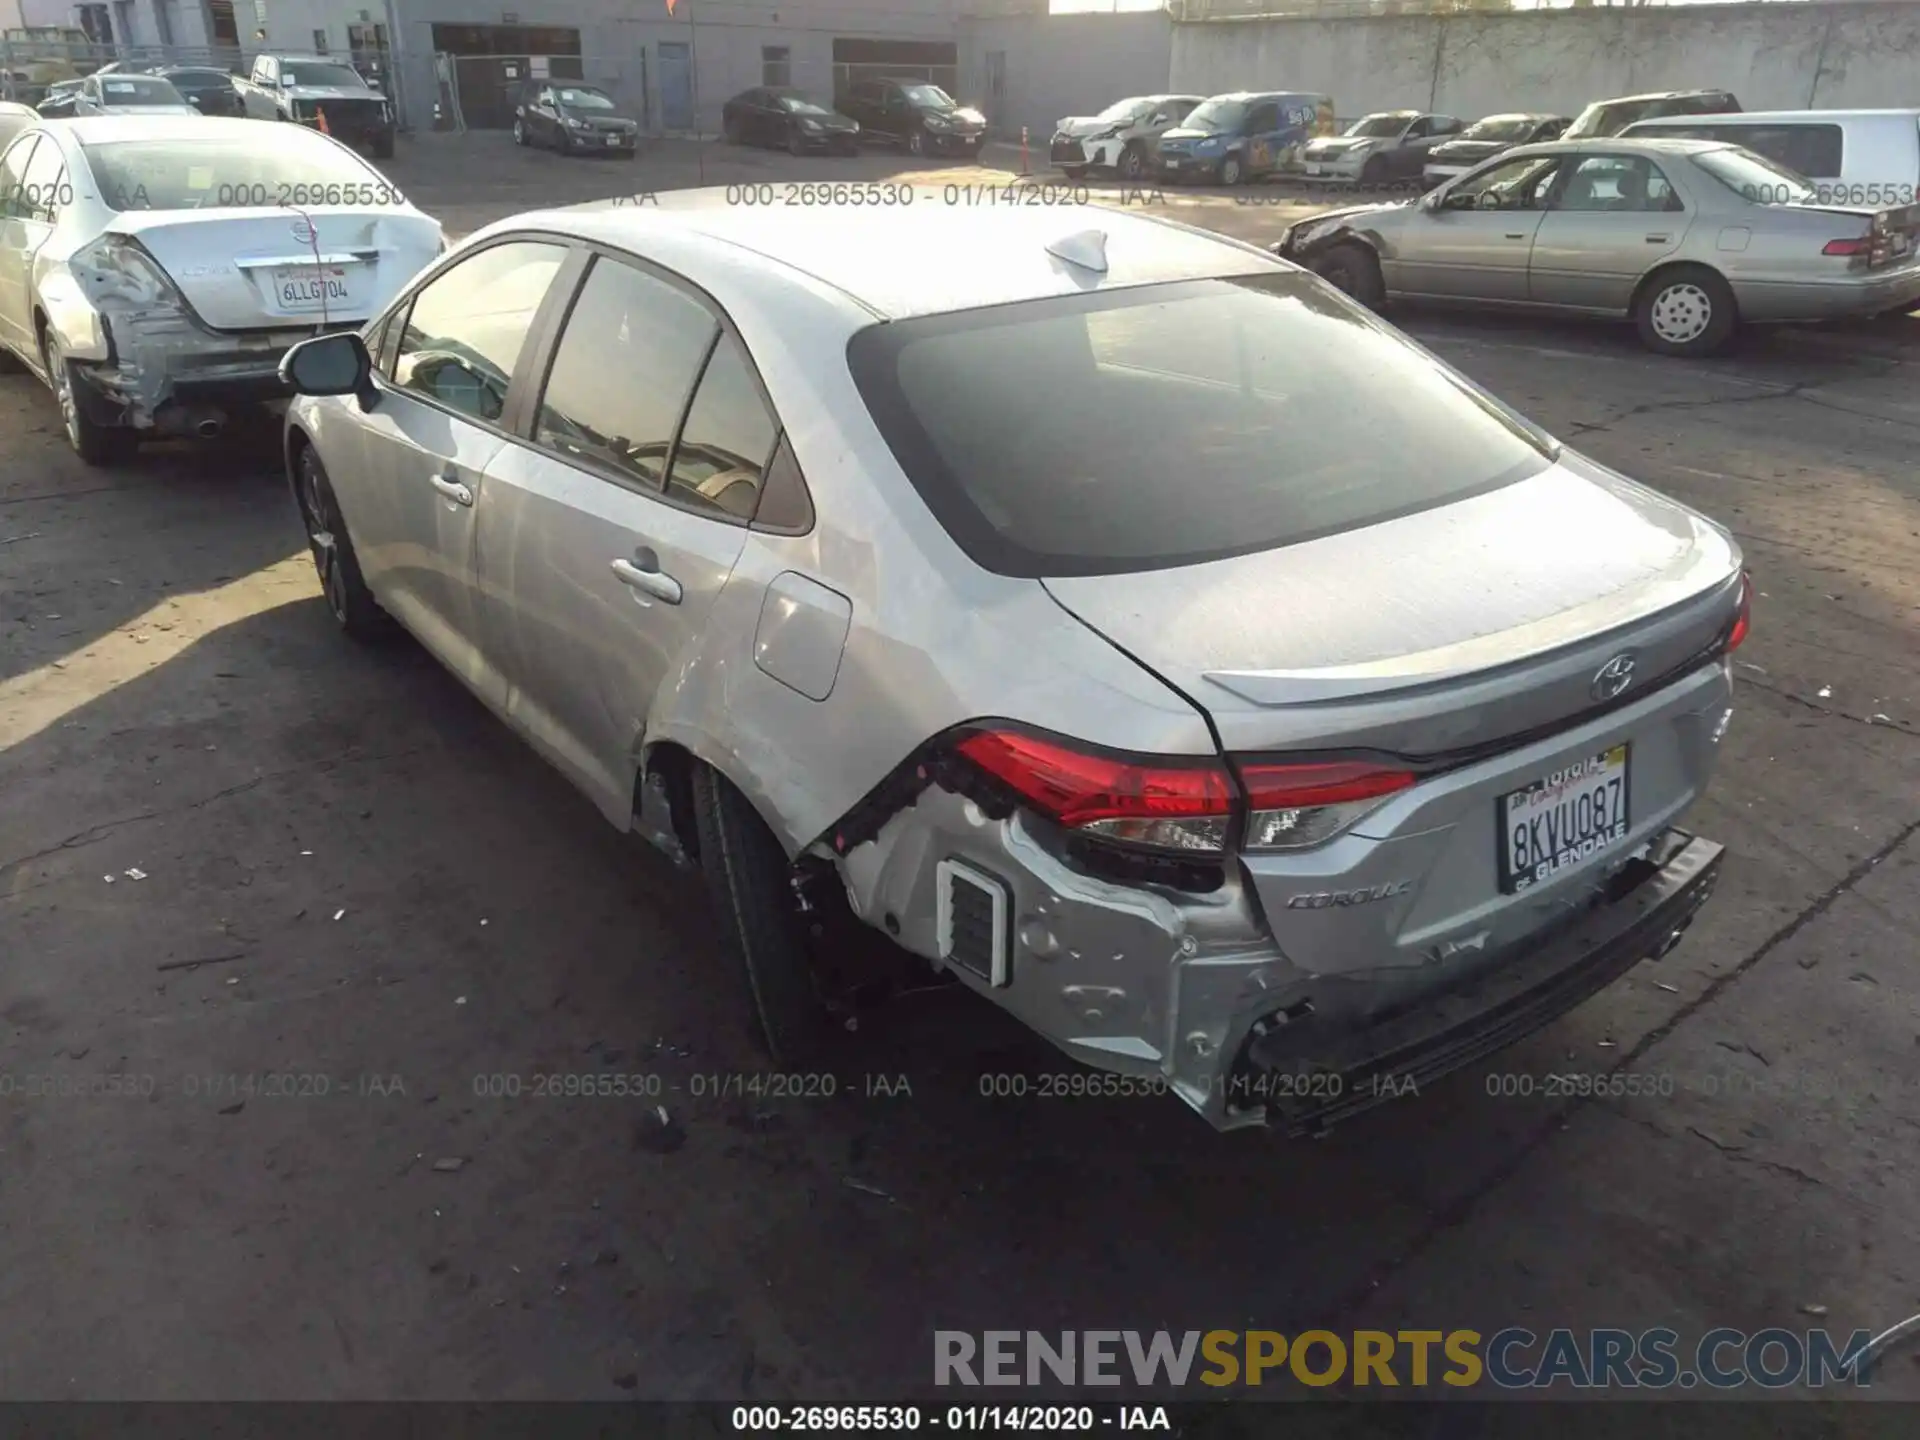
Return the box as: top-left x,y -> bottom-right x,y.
1591,653 -> 1637,702
290,218 -> 315,244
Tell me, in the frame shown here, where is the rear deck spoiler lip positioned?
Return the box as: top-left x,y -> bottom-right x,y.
1200,559 -> 1743,709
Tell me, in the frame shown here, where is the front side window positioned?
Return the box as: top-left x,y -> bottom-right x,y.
666,333 -> 779,522
80,130 -> 392,211
1243,104 -> 1278,135
392,241 -> 568,423
1452,154 -> 1561,209
847,274 -> 1551,577
1552,155 -> 1680,213
1347,113 -> 1412,139
534,256 -> 718,491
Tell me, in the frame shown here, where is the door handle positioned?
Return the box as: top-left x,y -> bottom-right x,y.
1505,232 -> 1526,240
1645,234 -> 1671,243
429,471 -> 473,506
610,554 -> 683,605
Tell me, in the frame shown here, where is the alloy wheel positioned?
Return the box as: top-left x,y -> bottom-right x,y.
298,461 -> 347,623
46,336 -> 79,448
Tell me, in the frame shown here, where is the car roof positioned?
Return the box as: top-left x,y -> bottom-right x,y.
1507,136 -> 1735,159
1206,90 -> 1319,101
1361,109 -> 1421,118
1476,112 -> 1563,122
506,193 -> 1280,322
1589,90 -> 1732,106
1628,107 -> 1920,124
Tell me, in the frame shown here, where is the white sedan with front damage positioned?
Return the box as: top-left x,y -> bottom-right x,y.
0,114 -> 440,463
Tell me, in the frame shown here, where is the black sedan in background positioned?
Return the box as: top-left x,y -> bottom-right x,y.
513,81 -> 640,156
1419,112 -> 1569,189
722,86 -> 860,155
838,77 -> 985,158
153,65 -> 244,117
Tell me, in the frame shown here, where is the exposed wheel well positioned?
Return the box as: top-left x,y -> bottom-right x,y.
637,741 -> 702,864
1632,261 -> 1736,321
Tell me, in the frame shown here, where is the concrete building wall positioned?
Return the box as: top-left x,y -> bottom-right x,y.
958,9 -> 1172,142
1170,4 -> 1920,123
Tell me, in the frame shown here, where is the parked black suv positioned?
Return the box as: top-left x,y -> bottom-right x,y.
838,78 -> 985,159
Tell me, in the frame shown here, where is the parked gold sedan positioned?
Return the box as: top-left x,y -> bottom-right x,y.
1274,136 -> 1920,355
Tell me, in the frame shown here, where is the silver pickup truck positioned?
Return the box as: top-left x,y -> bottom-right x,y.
235,53 -> 395,158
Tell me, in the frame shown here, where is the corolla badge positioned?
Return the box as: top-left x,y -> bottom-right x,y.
1591,653 -> 1637,702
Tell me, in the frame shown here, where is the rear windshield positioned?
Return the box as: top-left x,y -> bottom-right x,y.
80,132 -> 388,211
100,77 -> 183,105
847,275 -> 1553,578
1692,146 -> 1818,205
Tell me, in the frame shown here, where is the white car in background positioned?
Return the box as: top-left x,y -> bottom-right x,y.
0,115 -> 442,463
74,73 -> 199,117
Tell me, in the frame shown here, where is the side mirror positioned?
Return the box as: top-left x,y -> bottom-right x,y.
282,332 -> 375,408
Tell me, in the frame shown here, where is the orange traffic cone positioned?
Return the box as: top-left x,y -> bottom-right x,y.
316,106 -> 330,135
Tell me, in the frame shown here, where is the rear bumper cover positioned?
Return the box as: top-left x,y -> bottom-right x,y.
75,312 -> 354,430
1235,830 -> 1723,1135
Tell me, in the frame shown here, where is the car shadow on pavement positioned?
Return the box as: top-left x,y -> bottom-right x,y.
0,382 -> 297,688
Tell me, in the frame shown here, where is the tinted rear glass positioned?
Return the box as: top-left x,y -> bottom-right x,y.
847,275 -> 1553,578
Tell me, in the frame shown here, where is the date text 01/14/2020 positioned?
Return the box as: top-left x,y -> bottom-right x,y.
728,1405 -> 1172,1431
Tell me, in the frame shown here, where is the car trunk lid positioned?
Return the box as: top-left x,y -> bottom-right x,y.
1042,457 -> 1743,980
111,209 -> 437,330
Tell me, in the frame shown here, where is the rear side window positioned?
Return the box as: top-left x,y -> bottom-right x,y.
847,274 -> 1552,578
392,240 -> 568,423
666,332 -> 780,522
534,255 -> 718,492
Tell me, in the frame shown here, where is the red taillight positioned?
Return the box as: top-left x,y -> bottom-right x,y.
956,728 -> 1235,853
1727,570 -> 1752,651
1823,238 -> 1871,257
1237,760 -> 1416,851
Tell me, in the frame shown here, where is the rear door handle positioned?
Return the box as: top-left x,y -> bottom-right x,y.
1645,234 -> 1671,243
429,471 -> 473,506
1504,232 -> 1526,240
611,553 -> 683,605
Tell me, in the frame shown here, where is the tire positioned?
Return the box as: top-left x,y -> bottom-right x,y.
1061,165 -> 1087,181
907,126 -> 925,157
41,330 -> 132,466
1118,142 -> 1146,181
512,117 -> 526,145
691,765 -> 835,1066
1219,153 -> 1244,187
1310,241 -> 1386,308
293,444 -> 391,641
723,116 -> 741,144
1359,154 -> 1386,188
788,125 -> 806,158
1634,265 -> 1737,358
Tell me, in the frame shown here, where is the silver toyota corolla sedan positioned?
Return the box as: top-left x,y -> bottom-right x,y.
1275,136 -> 1920,355
277,197 -> 1748,1133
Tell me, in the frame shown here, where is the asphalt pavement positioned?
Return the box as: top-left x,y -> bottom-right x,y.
0,131 -> 1916,1402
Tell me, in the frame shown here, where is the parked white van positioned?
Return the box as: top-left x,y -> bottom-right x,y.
1624,109 -> 1920,207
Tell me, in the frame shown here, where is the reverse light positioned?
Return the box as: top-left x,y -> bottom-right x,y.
956,728 -> 1235,854
71,234 -> 186,309
1237,760 -> 1416,852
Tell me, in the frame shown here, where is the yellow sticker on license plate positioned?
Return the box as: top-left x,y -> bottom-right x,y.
1499,744 -> 1631,894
